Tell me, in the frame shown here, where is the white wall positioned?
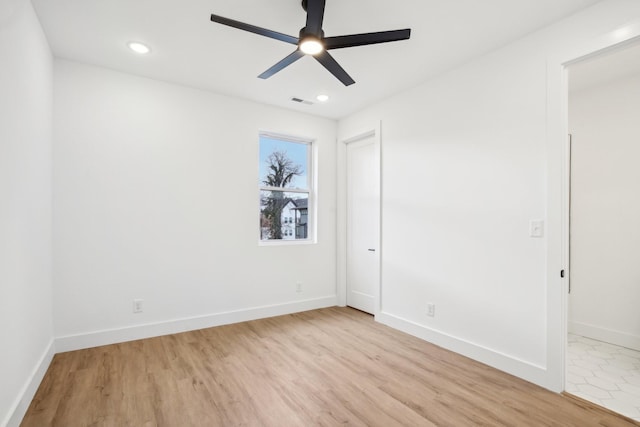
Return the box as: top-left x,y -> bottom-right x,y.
569,72 -> 640,351
0,0 -> 54,425
338,0 -> 640,391
53,60 -> 337,349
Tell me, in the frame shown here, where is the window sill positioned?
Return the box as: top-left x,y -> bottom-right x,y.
258,239 -> 316,247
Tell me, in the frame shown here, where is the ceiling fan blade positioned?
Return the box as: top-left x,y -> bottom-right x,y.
314,51 -> 355,86
210,14 -> 298,45
324,29 -> 411,50
305,0 -> 326,35
258,50 -> 305,79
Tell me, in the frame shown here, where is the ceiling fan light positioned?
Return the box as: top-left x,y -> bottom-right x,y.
300,37 -> 324,55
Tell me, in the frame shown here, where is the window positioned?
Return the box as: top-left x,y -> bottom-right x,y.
259,133 -> 312,242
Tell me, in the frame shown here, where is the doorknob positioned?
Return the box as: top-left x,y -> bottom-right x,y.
368,249 -> 375,252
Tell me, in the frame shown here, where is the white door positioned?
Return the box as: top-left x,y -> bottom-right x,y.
346,135 -> 379,314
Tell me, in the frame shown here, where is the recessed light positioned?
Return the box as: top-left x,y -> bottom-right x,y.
316,94 -> 329,102
127,41 -> 151,54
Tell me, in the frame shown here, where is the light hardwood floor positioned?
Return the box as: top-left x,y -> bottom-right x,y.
22,307 -> 640,426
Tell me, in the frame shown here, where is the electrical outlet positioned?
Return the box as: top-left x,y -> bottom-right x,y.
296,282 -> 303,293
133,299 -> 143,313
427,303 -> 435,317
529,219 -> 544,238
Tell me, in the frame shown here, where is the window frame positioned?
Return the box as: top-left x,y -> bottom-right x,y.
258,131 -> 315,246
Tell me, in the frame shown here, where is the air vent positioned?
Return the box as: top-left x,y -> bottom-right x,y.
291,97 -> 313,105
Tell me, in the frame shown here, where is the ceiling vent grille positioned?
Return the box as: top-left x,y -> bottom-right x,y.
291,97 -> 313,105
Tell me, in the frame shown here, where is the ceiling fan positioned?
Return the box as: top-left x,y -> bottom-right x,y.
210,0 -> 411,86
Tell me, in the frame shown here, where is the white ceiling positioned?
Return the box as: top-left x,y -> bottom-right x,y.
32,0 -> 601,119
570,41 -> 640,92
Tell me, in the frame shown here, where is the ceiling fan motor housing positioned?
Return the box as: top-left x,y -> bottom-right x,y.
300,28 -> 324,40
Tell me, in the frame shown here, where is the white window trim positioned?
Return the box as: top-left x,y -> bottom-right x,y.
258,131 -> 316,246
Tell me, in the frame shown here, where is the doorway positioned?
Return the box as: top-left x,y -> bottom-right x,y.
344,130 -> 380,315
564,41 -> 640,422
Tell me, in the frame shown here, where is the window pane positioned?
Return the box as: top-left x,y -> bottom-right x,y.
259,136 -> 308,189
260,190 -> 309,241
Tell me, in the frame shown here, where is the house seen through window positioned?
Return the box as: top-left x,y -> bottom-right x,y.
259,134 -> 311,242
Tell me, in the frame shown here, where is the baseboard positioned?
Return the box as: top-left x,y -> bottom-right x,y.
376,311 -> 554,391
55,296 -> 337,353
568,321 -> 640,351
4,339 -> 55,427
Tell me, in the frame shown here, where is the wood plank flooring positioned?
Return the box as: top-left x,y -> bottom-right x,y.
21,307 -> 640,426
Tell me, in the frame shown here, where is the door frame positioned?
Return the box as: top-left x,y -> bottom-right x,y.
546,22 -> 640,392
337,122 -> 382,316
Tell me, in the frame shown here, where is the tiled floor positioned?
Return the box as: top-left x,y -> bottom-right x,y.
566,334 -> 640,422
